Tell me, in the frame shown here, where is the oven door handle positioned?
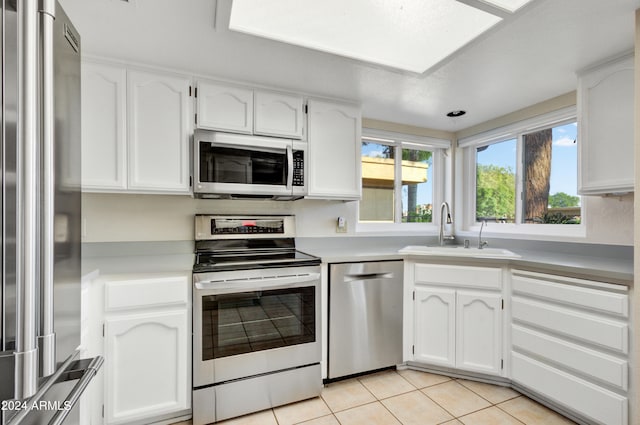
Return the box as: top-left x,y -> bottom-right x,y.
195,272 -> 320,292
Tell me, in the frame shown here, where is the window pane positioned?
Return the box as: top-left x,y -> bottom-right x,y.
476,139 -> 516,223
360,140 -> 395,222
402,148 -> 432,222
523,123 -> 580,224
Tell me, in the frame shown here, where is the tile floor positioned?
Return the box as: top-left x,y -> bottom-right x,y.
173,369 -> 576,425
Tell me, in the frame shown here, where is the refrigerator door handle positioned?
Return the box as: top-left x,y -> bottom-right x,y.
47,356 -> 104,425
37,0 -> 57,379
14,0 -> 41,400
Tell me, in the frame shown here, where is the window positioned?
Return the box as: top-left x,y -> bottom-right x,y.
358,129 -> 450,228
461,107 -> 582,234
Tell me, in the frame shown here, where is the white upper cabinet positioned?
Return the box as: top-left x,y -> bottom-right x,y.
306,99 -> 361,200
196,82 -> 305,139
254,90 -> 305,139
81,61 -> 127,191
577,53 -> 634,195
81,60 -> 192,194
196,81 -> 254,134
127,70 -> 191,192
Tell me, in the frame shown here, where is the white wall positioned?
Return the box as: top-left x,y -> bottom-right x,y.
82,189 -> 632,245
81,193 -> 358,242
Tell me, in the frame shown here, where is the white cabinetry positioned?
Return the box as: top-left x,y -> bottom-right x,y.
413,287 -> 455,367
196,81 -> 253,134
196,82 -> 304,139
577,53 -> 634,195
511,269 -> 629,425
254,90 -> 305,138
406,262 -> 504,377
127,70 -> 191,192
85,273 -> 191,425
306,99 -> 361,200
81,60 -> 191,194
81,62 -> 127,191
456,290 -> 502,374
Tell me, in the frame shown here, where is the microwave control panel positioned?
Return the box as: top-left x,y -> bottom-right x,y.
293,150 -> 304,186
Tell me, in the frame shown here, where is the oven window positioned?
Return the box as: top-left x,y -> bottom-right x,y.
201,286 -> 315,360
199,143 -> 287,185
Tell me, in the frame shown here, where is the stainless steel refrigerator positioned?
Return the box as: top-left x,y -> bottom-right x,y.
0,1 -> 102,424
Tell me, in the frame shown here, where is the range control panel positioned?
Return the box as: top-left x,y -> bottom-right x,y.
195,215 -> 296,240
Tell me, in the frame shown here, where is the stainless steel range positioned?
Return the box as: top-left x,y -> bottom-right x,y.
192,215 -> 322,424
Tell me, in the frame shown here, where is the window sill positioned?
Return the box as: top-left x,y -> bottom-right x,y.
459,223 -> 586,242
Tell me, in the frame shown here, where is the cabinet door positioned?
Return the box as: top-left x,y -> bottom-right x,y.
578,54 -> 634,195
104,309 -> 190,425
456,290 -> 502,375
81,62 -> 127,191
127,70 -> 191,193
307,99 -> 361,200
414,286 -> 456,368
254,90 -> 304,139
197,81 -> 253,134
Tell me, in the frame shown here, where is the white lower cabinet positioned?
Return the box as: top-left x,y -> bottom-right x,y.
85,273 -> 191,425
407,262 -> 504,377
511,269 -> 629,425
104,310 -> 189,425
456,290 -> 502,375
414,287 -> 456,367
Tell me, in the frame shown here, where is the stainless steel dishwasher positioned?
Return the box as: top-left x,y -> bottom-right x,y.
328,260 -> 403,379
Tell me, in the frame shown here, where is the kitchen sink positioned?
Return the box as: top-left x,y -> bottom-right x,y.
399,245 -> 521,259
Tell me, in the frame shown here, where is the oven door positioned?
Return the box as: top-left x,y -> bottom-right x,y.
194,130 -> 295,197
193,265 -> 321,388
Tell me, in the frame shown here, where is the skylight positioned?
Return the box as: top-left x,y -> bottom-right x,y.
477,0 -> 535,13
229,0 -> 503,74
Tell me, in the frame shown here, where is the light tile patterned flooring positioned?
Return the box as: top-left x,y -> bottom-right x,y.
173,369 -> 576,425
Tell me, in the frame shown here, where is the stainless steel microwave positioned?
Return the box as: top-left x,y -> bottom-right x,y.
193,130 -> 307,199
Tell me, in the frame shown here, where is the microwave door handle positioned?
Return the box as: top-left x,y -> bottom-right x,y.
286,145 -> 293,191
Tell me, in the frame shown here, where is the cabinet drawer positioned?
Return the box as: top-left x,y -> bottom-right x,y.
512,271 -> 628,317
414,264 -> 501,290
512,352 -> 627,425
512,297 -> 628,354
512,325 -> 627,390
105,275 -> 188,311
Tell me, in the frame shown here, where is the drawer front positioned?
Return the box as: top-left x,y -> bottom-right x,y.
105,275 -> 188,311
512,352 -> 627,425
512,297 -> 628,354
512,274 -> 628,317
414,264 -> 501,290
512,325 -> 627,390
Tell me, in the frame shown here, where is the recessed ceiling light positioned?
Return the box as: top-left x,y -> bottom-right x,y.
229,0 -> 502,74
446,110 -> 467,117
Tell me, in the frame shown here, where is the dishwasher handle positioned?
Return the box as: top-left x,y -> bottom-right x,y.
343,272 -> 396,282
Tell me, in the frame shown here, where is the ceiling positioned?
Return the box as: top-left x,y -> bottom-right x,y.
59,0 -> 640,132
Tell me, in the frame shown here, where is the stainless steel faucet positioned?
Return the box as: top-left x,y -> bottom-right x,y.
478,220 -> 488,249
439,202 -> 455,246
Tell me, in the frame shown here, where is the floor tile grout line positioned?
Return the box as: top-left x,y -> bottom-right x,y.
454,378 -> 512,406
419,386 -> 460,420
494,401 -> 537,425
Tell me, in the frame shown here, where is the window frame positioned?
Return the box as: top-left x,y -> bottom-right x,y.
357,128 -> 450,234
458,106 -> 585,238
